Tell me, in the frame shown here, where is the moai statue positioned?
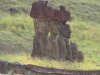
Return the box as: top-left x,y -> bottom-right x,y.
43,5 -> 58,58
58,5 -> 84,62
57,5 -> 73,61
70,41 -> 79,61
58,23 -> 73,61
30,0 -> 49,57
48,19 -> 59,58
70,41 -> 84,62
30,0 -> 59,58
44,7 -> 60,58
47,5 -> 71,59
30,1 -> 84,62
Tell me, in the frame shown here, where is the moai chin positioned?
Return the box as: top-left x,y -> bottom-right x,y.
30,1 -> 84,62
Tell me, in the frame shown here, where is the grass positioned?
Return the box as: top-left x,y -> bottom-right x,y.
0,0 -> 100,70
0,52 -> 100,70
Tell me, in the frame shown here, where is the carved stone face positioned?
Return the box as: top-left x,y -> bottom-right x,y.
65,24 -> 72,39
59,22 -> 71,39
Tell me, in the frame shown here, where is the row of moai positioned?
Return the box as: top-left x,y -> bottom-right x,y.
30,0 -> 84,62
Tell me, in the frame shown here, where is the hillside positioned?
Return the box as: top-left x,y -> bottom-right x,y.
0,0 -> 100,70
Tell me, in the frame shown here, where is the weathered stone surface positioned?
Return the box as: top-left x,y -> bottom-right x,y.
70,41 -> 79,61
70,42 -> 84,62
41,19 -> 51,57
76,51 -> 84,62
0,60 -> 100,75
0,62 -> 7,73
58,35 -> 67,60
58,5 -> 71,21
45,6 -> 54,19
48,20 -> 59,58
31,18 -> 49,57
30,1 -> 47,18
14,67 -> 28,75
31,19 -> 59,58
30,1 -> 71,21
58,23 -> 71,39
58,23 -> 72,61
31,71 -> 57,75
30,0 -> 84,62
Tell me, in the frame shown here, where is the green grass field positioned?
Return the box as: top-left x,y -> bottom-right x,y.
0,0 -> 100,70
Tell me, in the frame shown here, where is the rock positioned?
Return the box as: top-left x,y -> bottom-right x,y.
76,51 -> 84,62
70,41 -> 84,62
8,8 -> 17,15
